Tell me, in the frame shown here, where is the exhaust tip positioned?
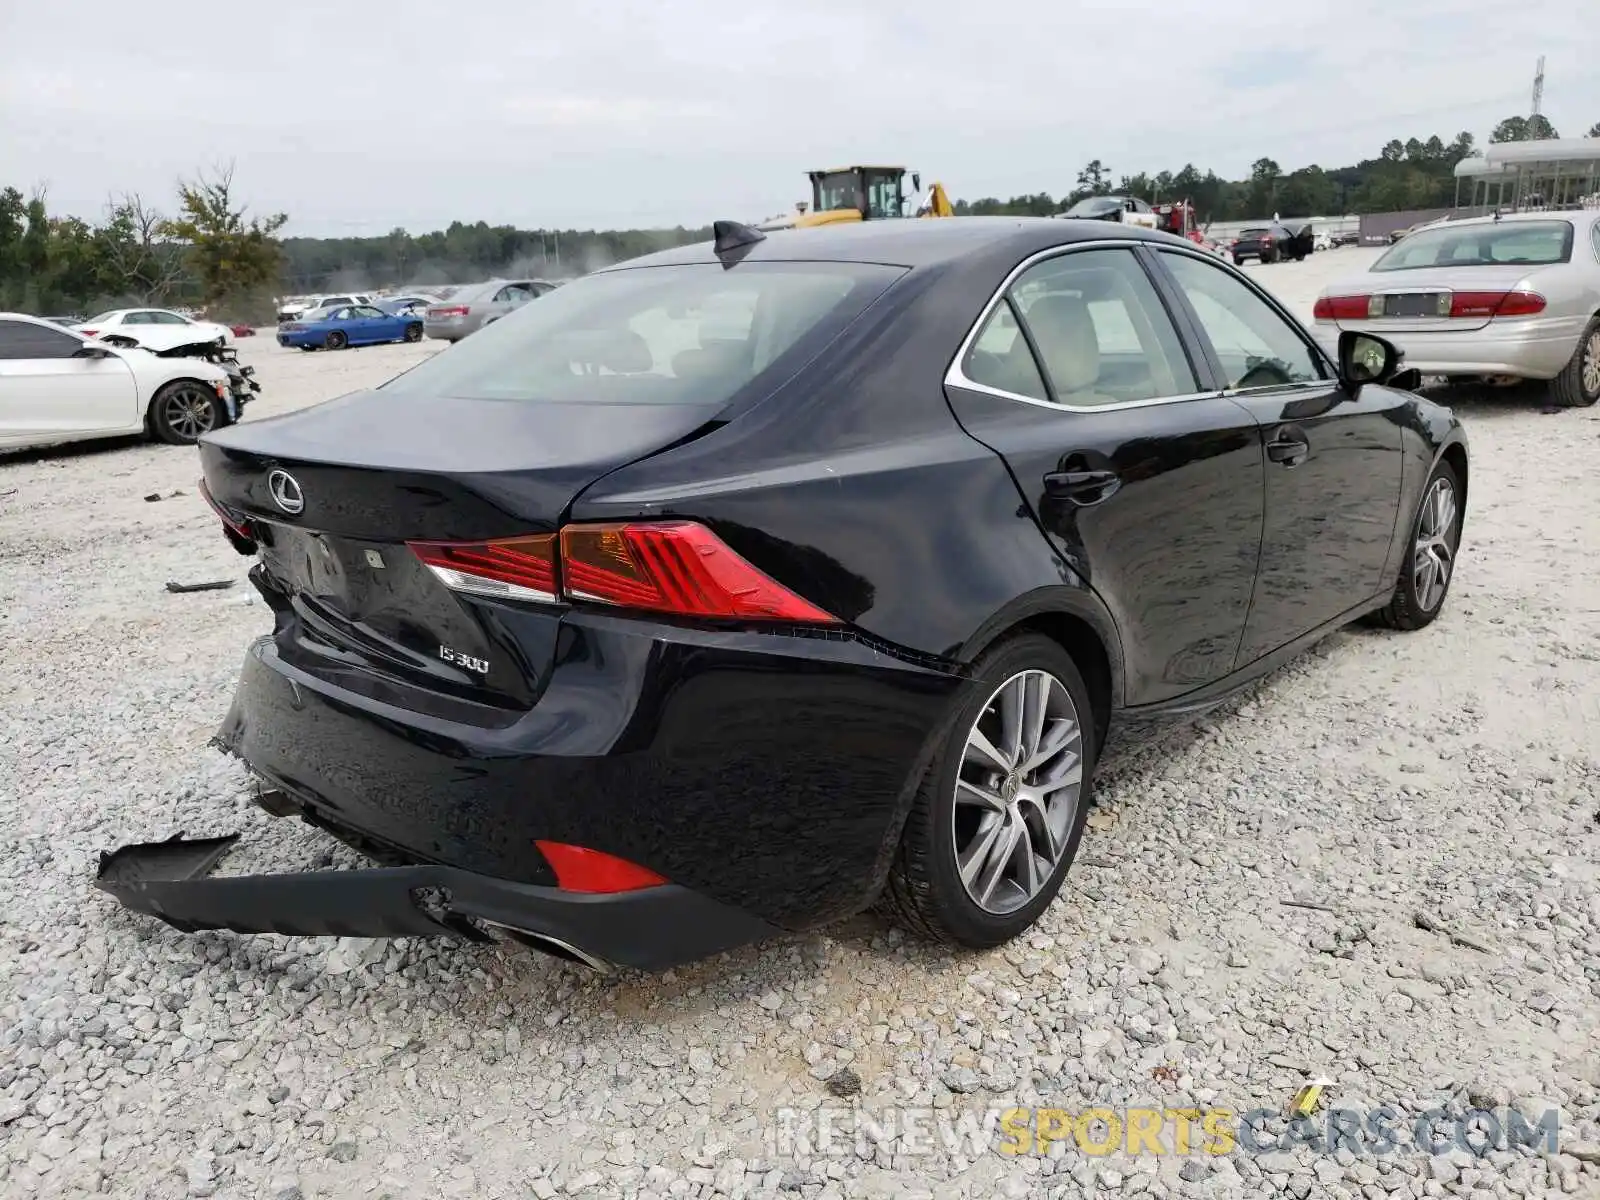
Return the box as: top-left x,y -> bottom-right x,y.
481,921 -> 616,973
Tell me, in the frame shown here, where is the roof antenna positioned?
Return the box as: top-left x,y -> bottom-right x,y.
712,220 -> 766,264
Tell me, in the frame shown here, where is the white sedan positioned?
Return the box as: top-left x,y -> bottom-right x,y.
0,313 -> 236,451
74,307 -> 234,352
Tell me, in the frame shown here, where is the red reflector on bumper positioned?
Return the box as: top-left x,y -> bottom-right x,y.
535,841 -> 668,893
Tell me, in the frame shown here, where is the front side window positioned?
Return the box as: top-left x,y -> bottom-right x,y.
381,261 -> 903,407
863,172 -> 903,220
1371,220 -> 1573,271
0,320 -> 84,360
1160,251 -> 1324,390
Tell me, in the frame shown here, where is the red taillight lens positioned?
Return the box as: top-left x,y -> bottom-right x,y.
1448,290 -> 1546,318
81,329 -> 98,338
535,841 -> 667,893
408,534 -> 558,602
198,478 -> 252,539
410,522 -> 837,623
560,521 -> 839,622
1312,295 -> 1370,321
429,305 -> 469,318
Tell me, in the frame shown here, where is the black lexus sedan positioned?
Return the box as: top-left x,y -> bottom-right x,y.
98,217 -> 1468,972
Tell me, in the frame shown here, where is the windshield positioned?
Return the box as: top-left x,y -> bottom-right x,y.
380,261 -> 904,406
1372,220 -> 1573,271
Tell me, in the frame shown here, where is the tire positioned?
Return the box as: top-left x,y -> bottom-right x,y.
325,330 -> 348,350
1369,458 -> 1464,631
149,380 -> 222,446
1233,255 -> 1245,266
403,322 -> 423,343
1549,315 -> 1600,408
884,633 -> 1096,949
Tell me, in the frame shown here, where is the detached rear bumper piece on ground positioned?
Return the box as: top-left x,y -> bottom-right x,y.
97,217 -> 1469,970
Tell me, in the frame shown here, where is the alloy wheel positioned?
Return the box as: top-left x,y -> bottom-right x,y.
1413,476 -> 1458,613
160,386 -> 217,441
1582,330 -> 1600,398
953,669 -> 1084,915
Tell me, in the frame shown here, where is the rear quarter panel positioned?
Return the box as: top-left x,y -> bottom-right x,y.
567,260 -> 1115,670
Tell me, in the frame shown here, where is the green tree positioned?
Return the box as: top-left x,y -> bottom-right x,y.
1491,114 -> 1559,142
1074,159 -> 1112,196
161,162 -> 288,307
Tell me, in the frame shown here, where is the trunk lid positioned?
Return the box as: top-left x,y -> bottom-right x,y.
200,389 -> 725,712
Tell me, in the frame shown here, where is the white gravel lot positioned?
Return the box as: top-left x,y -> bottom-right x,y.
3,249 -> 1599,1200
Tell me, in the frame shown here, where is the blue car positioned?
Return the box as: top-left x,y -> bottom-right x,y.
277,303 -> 423,351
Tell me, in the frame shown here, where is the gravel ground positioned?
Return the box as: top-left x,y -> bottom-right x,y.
3,251 -> 1599,1200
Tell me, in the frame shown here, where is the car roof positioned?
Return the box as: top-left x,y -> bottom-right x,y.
1420,209 -> 1592,229
598,216 -> 1183,273
1,311 -> 88,333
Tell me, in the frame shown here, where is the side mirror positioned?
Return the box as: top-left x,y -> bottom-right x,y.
74,344 -> 113,359
1337,330 -> 1402,387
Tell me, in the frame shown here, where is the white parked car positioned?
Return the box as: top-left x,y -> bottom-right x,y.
276,293 -> 374,323
74,308 -> 234,352
0,313 -> 237,450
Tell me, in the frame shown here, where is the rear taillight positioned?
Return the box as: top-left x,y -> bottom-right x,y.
535,841 -> 667,893
1312,295 -> 1370,321
429,305 -> 469,318
408,521 -> 839,623
198,478 -> 257,553
561,522 -> 838,622
1450,290 -> 1546,318
408,534 -> 558,602
81,329 -> 98,338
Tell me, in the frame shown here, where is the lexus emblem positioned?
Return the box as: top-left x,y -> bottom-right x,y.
267,469 -> 304,515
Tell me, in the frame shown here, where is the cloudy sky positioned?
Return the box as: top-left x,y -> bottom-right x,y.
3,0 -> 1596,237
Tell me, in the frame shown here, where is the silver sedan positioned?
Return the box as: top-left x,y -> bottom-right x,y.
422,278 -> 556,343
1311,210 -> 1600,407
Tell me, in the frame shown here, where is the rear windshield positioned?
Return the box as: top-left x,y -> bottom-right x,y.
382,261 -> 904,405
1372,220 -> 1574,271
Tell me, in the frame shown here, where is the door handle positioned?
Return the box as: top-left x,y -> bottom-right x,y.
1043,468 -> 1122,505
1266,434 -> 1309,466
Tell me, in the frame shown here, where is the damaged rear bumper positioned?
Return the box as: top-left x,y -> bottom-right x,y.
94,833 -> 779,971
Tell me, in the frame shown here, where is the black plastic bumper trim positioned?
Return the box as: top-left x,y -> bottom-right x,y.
94,833 -> 779,971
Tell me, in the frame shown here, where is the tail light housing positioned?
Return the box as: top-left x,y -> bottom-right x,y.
1312,295 -> 1370,321
409,534 -> 557,602
406,521 -> 839,624
429,305 -> 469,318
197,478 -> 257,554
535,841 -> 667,893
80,329 -> 99,338
1450,290 -> 1546,318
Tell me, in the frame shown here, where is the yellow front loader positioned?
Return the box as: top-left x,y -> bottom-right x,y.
757,166 -> 954,231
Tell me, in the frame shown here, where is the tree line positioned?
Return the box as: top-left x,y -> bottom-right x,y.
5,115 -> 1597,319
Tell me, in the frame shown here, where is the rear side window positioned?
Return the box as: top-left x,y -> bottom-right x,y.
1372,221 -> 1574,271
1591,221 -> 1600,261
382,261 -> 905,406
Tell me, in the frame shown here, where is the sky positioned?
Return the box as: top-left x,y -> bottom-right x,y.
2,0 -> 1597,239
